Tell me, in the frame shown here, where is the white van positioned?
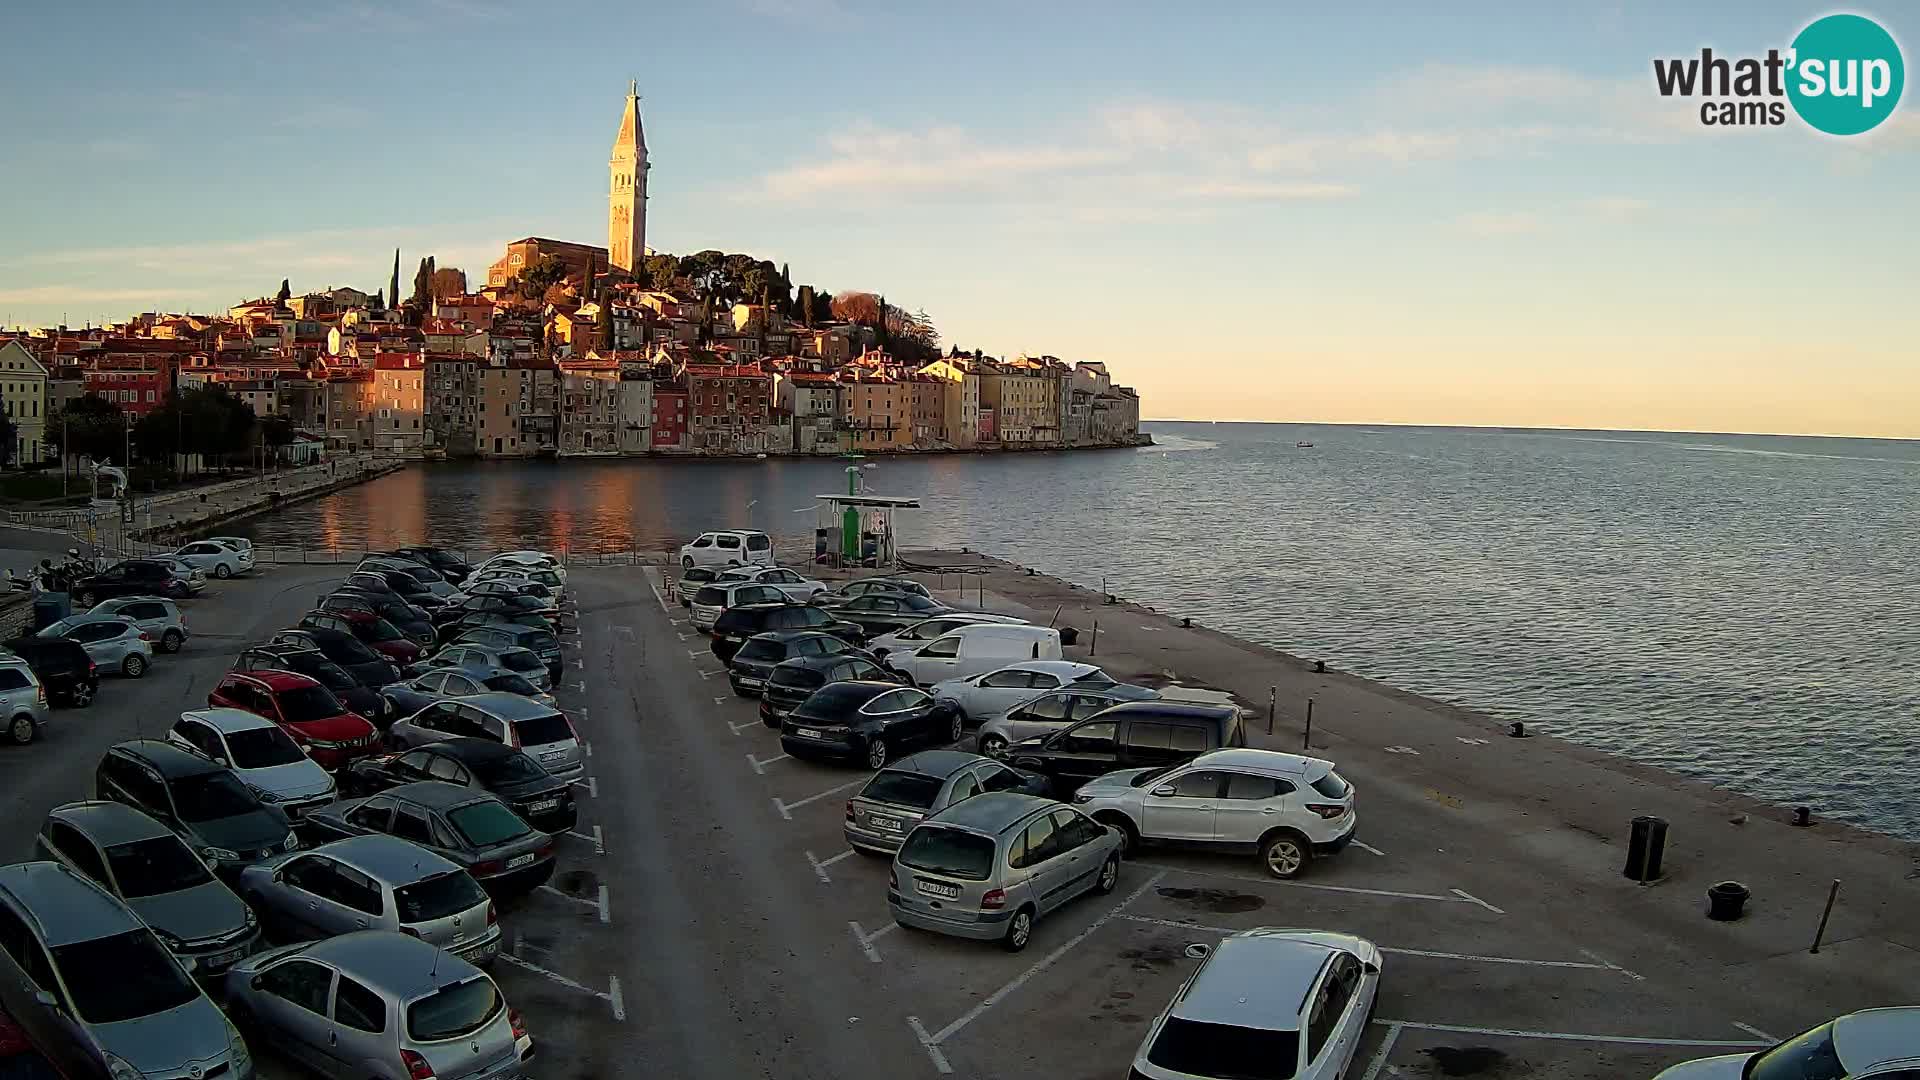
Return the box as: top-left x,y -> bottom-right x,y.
884,623 -> 1063,686
680,531 -> 776,570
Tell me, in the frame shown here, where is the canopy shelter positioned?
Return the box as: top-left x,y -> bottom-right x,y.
814,493 -> 921,568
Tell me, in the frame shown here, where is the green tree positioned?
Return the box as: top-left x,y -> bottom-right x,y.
643,253 -> 680,291
411,256 -> 435,308
276,278 -> 292,303
50,396 -> 126,463
0,410 -> 16,466
135,387 -> 257,471
516,256 -> 569,299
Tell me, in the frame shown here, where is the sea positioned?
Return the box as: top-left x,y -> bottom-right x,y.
236,423 -> 1920,841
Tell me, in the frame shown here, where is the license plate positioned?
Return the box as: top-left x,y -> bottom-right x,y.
507,853 -> 535,869
529,799 -> 560,812
868,815 -> 902,832
459,939 -> 497,960
916,880 -> 961,900
203,947 -> 245,967
737,676 -> 762,687
540,750 -> 566,761
795,728 -> 823,739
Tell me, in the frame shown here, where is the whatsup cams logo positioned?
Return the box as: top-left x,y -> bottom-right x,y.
1653,12 -> 1905,134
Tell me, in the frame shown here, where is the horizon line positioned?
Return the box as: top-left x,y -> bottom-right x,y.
1141,419 -> 1920,444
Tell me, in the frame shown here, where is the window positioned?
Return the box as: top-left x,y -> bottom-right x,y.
1052,808 -> 1106,850
1010,814 -> 1059,868
1070,695 -> 1117,721
334,975 -> 387,1033
978,669 -> 1034,690
48,822 -> 110,884
1224,774 -> 1289,800
1307,955 -> 1359,1061
949,773 -> 982,802
1171,724 -> 1212,753
105,836 -> 212,898
427,756 -> 468,784
1019,694 -> 1073,722
346,798 -> 393,831
0,668 -> 29,692
108,757 -> 171,815
393,808 -> 437,846
1163,771 -> 1223,798
1745,1023 -> 1848,1080
447,802 -> 530,847
406,976 -> 502,1042
260,958 -> 334,1015
897,825 -> 994,881
1125,721 -> 1172,751
1055,721 -> 1116,755
918,636 -> 960,659
1310,771 -> 1351,800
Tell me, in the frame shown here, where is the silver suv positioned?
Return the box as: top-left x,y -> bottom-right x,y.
888,792 -> 1122,952
89,596 -> 190,654
0,656 -> 51,746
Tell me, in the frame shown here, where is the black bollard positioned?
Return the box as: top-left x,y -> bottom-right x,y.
1792,806 -> 1812,827
1509,721 -> 1528,738
1707,881 -> 1750,921
1181,617 -> 1191,628
1314,660 -> 1326,673
1624,816 -> 1668,882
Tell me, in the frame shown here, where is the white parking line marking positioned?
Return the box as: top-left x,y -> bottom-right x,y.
714,696 -> 728,706
570,658 -> 585,669
687,649 -> 705,660
582,742 -> 592,758
648,579 -> 671,614
572,776 -> 598,798
1372,1020 -> 1770,1048
677,633 -> 689,642
536,885 -> 600,910
698,669 -> 723,679
748,751 -> 790,775
773,778 -> 867,820
929,870 -> 1166,1046
1384,745 -> 1420,755
1135,862 -> 1468,905
495,952 -> 624,1023
729,718 -> 761,735
848,920 -> 887,963
1450,888 -> 1506,914
807,849 -> 855,884
908,1016 -> 953,1075
608,976 -> 626,1021
597,885 -> 610,925
1114,916 -> 1604,969
564,827 -> 606,856
1361,1022 -> 1403,1080
1353,840 -> 1387,856
1732,1021 -> 1776,1042
1578,948 -> 1646,981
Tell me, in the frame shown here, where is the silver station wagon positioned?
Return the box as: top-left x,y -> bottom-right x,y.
845,750 -> 1050,856
888,792 -> 1122,952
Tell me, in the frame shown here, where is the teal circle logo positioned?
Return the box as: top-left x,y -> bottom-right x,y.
1787,14 -> 1904,135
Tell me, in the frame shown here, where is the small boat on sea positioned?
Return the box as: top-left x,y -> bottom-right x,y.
1296,441 -> 1314,448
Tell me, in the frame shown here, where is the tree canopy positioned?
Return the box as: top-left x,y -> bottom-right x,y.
50,396 -> 127,464
132,386 -> 258,468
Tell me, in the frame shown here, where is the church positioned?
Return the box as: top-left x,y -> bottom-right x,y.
485,84 -> 650,289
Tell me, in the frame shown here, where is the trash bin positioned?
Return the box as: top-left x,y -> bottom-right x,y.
1707,881 -> 1750,921
1058,626 -> 1080,647
32,593 -> 70,631
1623,815 -> 1668,881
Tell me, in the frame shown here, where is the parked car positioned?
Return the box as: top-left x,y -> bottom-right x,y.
223,931 -> 531,1078
303,782 -> 557,894
1005,701 -> 1249,796
68,559 -> 193,606
727,630 -> 873,696
238,834 -> 500,967
268,628 -> 402,689
845,750 -> 1049,856
760,653 -> 898,727
207,670 -> 381,771
434,593 -> 556,629
812,577 -> 932,605
437,610 -> 559,651
393,545 -> 472,583
171,539 -> 254,579
386,692 -> 583,782
679,530 -> 774,570
409,643 -> 553,692
865,613 -> 1031,660
87,595 -> 189,653
299,609 -> 422,665
1129,929 -> 1383,1080
145,556 -> 210,595
322,591 -> 436,647
468,565 -> 565,592
235,644 -> 390,726
0,637 -> 97,708
884,624 -> 1065,687
780,681 -> 962,769
381,667 -> 556,716
675,565 -> 722,606
206,536 -> 254,556
710,602 -> 865,663
94,740 -> 300,875
472,552 -> 565,586
0,1007 -> 60,1080
1072,749 -> 1358,879
0,862 -> 252,1080
358,559 -> 459,600
888,793 -> 1121,952
167,708 -> 338,819
455,578 -> 557,606
344,738 -> 577,833
975,688 -> 1133,759
38,613 -> 153,678
34,801 -> 260,976
348,567 -> 453,609
1653,1008 -> 1920,1079
0,656 -> 50,746
689,581 -> 792,633
712,565 -> 828,602
817,592 -> 955,637
932,661 -> 1156,727
450,624 -> 562,678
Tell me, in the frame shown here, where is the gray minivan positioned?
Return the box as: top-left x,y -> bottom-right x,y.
888,792 -> 1122,952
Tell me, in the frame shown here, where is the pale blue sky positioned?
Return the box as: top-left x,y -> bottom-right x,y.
3,2 -> 1915,435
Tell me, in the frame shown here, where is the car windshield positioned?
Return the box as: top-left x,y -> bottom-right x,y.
169,772 -> 261,822
498,650 -> 543,673
1147,1016 -> 1300,1080
105,836 -> 214,897
483,673 -> 542,695
897,826 -> 994,881
737,639 -> 785,662
859,770 -> 943,810
512,713 -> 573,746
52,929 -> 200,1025
395,871 -> 486,923
901,594 -> 942,611
448,802 -> 532,847
406,976 -> 502,1041
1745,1023 -> 1846,1080
226,725 -> 307,768
303,658 -> 359,690
518,630 -> 557,650
1310,771 -> 1351,799
325,635 -> 382,664
793,684 -> 876,721
1130,766 -> 1179,788
401,566 -> 440,583
1069,671 -> 1118,689
473,752 -> 546,785
278,685 -> 345,724
365,618 -> 405,642
770,665 -> 825,690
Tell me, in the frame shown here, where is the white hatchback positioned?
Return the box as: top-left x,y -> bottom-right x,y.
713,565 -> 826,602
172,539 -> 254,579
1072,748 -> 1357,879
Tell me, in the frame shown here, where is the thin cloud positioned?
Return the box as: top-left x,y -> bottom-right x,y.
1174,180 -> 1357,200
758,126 -> 1120,201
1457,210 -> 1547,235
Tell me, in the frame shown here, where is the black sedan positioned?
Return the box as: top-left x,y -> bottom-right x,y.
709,603 -> 865,663
342,738 -> 576,833
68,559 -> 193,605
779,680 -> 963,770
267,628 -> 401,689
759,653 -> 900,727
394,546 -> 472,582
818,592 -> 956,636
726,630 -> 878,696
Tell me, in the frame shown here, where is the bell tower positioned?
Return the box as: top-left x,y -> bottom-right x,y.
609,81 -> 649,273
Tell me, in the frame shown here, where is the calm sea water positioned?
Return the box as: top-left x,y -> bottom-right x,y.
239,423 -> 1920,839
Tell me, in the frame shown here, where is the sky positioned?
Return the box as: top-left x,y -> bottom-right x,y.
2,1 -> 1916,437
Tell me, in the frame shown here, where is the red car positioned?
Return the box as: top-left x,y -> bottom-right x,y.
207,669 -> 381,769
297,608 -> 423,665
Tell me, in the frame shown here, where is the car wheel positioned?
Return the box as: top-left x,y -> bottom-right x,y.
1096,813 -> 1139,857
122,653 -> 147,678
945,712 -> 963,744
7,714 -> 34,746
1002,906 -> 1035,953
865,736 -> 888,770
682,556 -> 695,570
160,630 -> 183,654
978,734 -> 1008,759
68,683 -> 94,708
214,563 -> 233,579
73,590 -> 94,607
1260,831 -> 1310,880
1093,854 -> 1120,895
